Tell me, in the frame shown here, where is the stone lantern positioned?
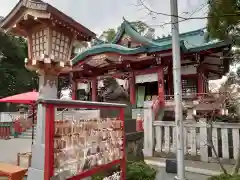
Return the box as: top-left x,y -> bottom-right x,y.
0,0 -> 96,179
1,0 -> 95,97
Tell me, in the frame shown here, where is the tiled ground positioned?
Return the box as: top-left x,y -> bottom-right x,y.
0,138 -> 32,165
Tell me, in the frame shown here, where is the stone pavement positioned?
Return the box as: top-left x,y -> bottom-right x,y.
146,157 -> 235,179
155,167 -> 210,180
0,139 -> 32,164
0,139 -> 233,180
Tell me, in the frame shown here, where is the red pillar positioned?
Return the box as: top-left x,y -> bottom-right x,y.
197,66 -> 204,95
168,63 -> 173,95
71,81 -> 77,100
91,78 -> 97,101
129,73 -> 136,105
157,66 -> 165,106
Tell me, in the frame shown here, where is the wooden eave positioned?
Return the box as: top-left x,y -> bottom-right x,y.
46,5 -> 96,39
70,45 -> 230,80
1,0 -> 25,29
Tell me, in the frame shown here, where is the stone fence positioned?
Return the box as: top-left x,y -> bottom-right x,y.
144,109 -> 240,164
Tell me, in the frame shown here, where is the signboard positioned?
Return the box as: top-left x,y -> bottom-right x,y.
23,0 -> 47,10
54,117 -> 124,177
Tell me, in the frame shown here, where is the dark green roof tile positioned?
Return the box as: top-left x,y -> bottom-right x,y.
71,19 -> 232,66
72,44 -> 147,65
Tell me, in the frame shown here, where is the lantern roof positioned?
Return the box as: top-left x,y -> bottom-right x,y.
1,0 -> 96,41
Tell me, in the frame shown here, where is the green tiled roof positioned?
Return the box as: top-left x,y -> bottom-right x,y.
72,40 -> 188,65
187,40 -> 232,53
111,18 -> 160,47
154,29 -> 205,43
71,44 -> 147,65
71,18 -> 232,66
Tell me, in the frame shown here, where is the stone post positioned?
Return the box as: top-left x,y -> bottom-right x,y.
28,75 -> 58,180
143,108 -> 154,157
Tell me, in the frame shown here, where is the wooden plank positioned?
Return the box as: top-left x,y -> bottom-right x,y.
0,163 -> 27,180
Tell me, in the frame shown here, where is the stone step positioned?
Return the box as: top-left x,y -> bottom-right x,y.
25,128 -> 36,133
18,135 -> 36,139
21,131 -> 36,136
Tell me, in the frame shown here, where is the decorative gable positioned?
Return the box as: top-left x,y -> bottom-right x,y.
118,34 -> 142,48
119,34 -> 131,47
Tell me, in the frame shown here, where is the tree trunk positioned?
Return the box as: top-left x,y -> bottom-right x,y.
208,121 -> 228,174
232,145 -> 240,175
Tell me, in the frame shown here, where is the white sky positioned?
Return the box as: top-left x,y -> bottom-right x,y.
1,0 -> 208,36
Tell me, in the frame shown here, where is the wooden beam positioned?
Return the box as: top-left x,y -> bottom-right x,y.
206,69 -> 223,76
204,54 -> 221,58
181,62 -> 195,66
202,62 -> 221,67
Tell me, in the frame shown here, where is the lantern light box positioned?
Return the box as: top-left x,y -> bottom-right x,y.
0,0 -> 96,75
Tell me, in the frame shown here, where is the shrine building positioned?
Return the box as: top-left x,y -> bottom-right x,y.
71,19 -> 232,120
0,0 -> 232,120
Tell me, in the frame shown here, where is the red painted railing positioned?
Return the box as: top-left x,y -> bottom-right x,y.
164,93 -> 227,100
0,122 -> 11,139
152,92 -> 227,119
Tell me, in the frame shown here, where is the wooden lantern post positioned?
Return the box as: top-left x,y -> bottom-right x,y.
0,1 -> 95,179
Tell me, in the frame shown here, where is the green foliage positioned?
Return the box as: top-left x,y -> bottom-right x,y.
100,28 -> 117,43
0,32 -> 38,111
99,21 -> 151,42
207,0 -> 240,45
208,174 -> 240,180
126,161 -> 156,180
0,31 -> 71,105
130,21 -> 150,35
92,161 -> 156,180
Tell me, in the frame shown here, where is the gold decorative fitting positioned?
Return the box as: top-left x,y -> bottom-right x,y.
40,54 -> 45,60
24,58 -> 28,63
156,56 -> 162,64
23,14 -> 28,20
60,61 -> 65,67
50,54 -> 55,59
32,59 -> 37,65
23,0 -> 47,10
44,57 -> 51,64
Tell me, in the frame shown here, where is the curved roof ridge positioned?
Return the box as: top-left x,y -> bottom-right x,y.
154,28 -> 205,42
110,21 -> 125,44
111,18 -> 161,47
71,43 -> 146,65
71,40 -> 188,65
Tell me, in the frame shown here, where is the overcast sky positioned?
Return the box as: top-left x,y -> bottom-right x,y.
1,0 -> 208,37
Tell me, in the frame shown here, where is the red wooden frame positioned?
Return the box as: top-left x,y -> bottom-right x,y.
43,101 -> 126,180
